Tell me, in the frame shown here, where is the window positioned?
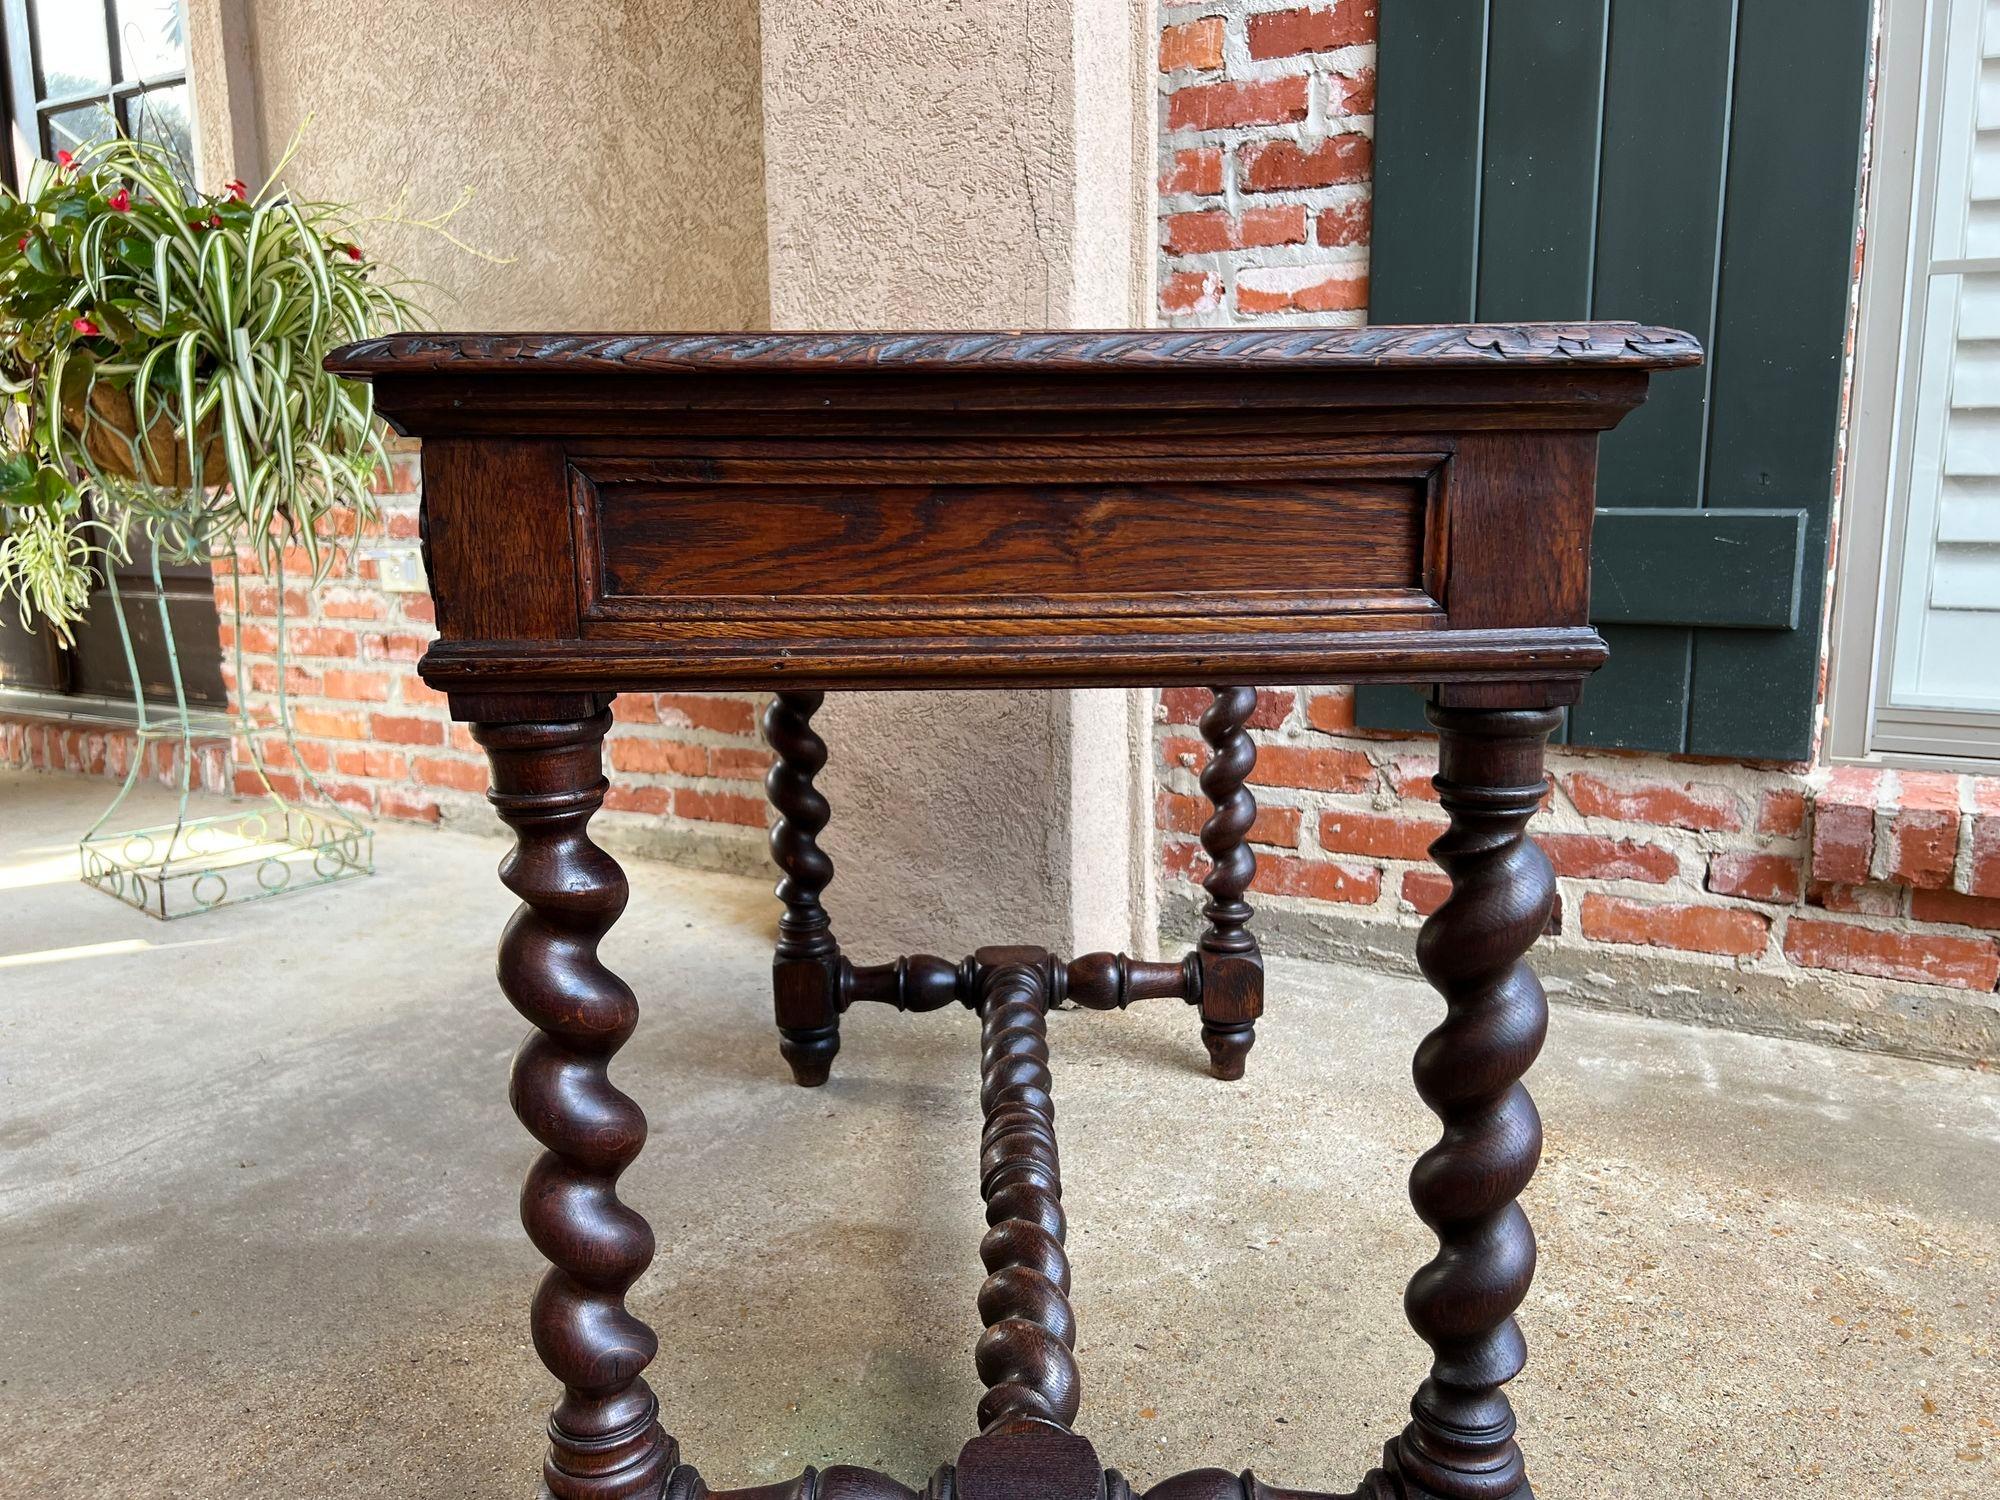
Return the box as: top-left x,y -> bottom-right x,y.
1832,0 -> 2000,770
0,0 -> 224,716
2,0 -> 193,182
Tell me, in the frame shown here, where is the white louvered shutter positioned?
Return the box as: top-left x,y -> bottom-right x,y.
1887,0 -> 2000,713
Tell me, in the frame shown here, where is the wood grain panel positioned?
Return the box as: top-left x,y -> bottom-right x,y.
572,452 -> 1448,628
586,475 -> 1430,611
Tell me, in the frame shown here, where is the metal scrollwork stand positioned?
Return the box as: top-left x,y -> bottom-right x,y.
78,518 -> 372,918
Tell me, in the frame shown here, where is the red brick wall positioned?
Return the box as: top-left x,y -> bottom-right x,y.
0,718 -> 231,792
1153,690 -> 2000,1015
1155,5 -> 2000,1049
1158,0 -> 1375,323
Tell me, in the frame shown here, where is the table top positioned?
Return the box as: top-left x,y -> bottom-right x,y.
328,323 -> 1701,378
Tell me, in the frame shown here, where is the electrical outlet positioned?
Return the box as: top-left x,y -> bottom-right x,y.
367,544 -> 427,594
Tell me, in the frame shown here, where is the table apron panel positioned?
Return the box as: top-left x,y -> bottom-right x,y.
570,452 -> 1451,640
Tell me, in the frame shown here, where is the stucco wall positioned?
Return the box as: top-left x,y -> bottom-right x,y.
758,0 -> 1153,959
192,0 -> 769,330
759,0 -> 1144,330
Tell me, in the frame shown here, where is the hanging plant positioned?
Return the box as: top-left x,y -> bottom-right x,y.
0,135 -> 417,640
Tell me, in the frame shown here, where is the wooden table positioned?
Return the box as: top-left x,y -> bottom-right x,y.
329,324 -> 1698,1500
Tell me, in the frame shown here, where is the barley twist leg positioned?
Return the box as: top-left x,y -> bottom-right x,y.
1196,686 -> 1264,1080
476,711 -> 674,1500
763,689 -> 841,1086
1375,704 -> 1560,1500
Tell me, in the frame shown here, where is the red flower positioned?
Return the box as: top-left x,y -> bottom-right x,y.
15,236 -> 26,252
72,317 -> 100,336
210,212 -> 223,229
107,187 -> 131,212
223,179 -> 247,201
55,149 -> 74,171
343,243 -> 362,261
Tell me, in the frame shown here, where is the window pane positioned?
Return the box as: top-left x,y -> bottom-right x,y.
30,0 -> 111,98
129,84 -> 192,167
44,101 -> 117,159
113,0 -> 187,81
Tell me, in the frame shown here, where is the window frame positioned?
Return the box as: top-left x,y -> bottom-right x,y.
1828,0 -> 2000,772
1,0 -> 195,180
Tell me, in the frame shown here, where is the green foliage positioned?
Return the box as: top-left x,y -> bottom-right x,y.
0,135 -> 415,641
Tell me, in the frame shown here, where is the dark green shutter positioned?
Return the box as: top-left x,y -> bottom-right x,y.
1356,0 -> 1870,761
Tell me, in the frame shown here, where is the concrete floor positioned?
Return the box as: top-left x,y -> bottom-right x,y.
1,769 -> 1996,1500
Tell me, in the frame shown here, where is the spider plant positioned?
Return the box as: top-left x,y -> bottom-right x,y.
0,134 -> 416,641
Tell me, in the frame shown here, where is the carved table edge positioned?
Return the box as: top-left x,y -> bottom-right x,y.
329,322 -> 1700,377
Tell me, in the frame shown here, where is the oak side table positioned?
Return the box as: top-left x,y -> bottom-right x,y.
328,325 -> 1698,1500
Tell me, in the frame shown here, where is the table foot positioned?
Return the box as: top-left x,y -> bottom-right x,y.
1198,1018 -> 1255,1081
777,1026 -> 839,1088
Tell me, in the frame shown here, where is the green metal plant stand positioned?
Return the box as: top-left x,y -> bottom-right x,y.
78,523 -> 372,918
